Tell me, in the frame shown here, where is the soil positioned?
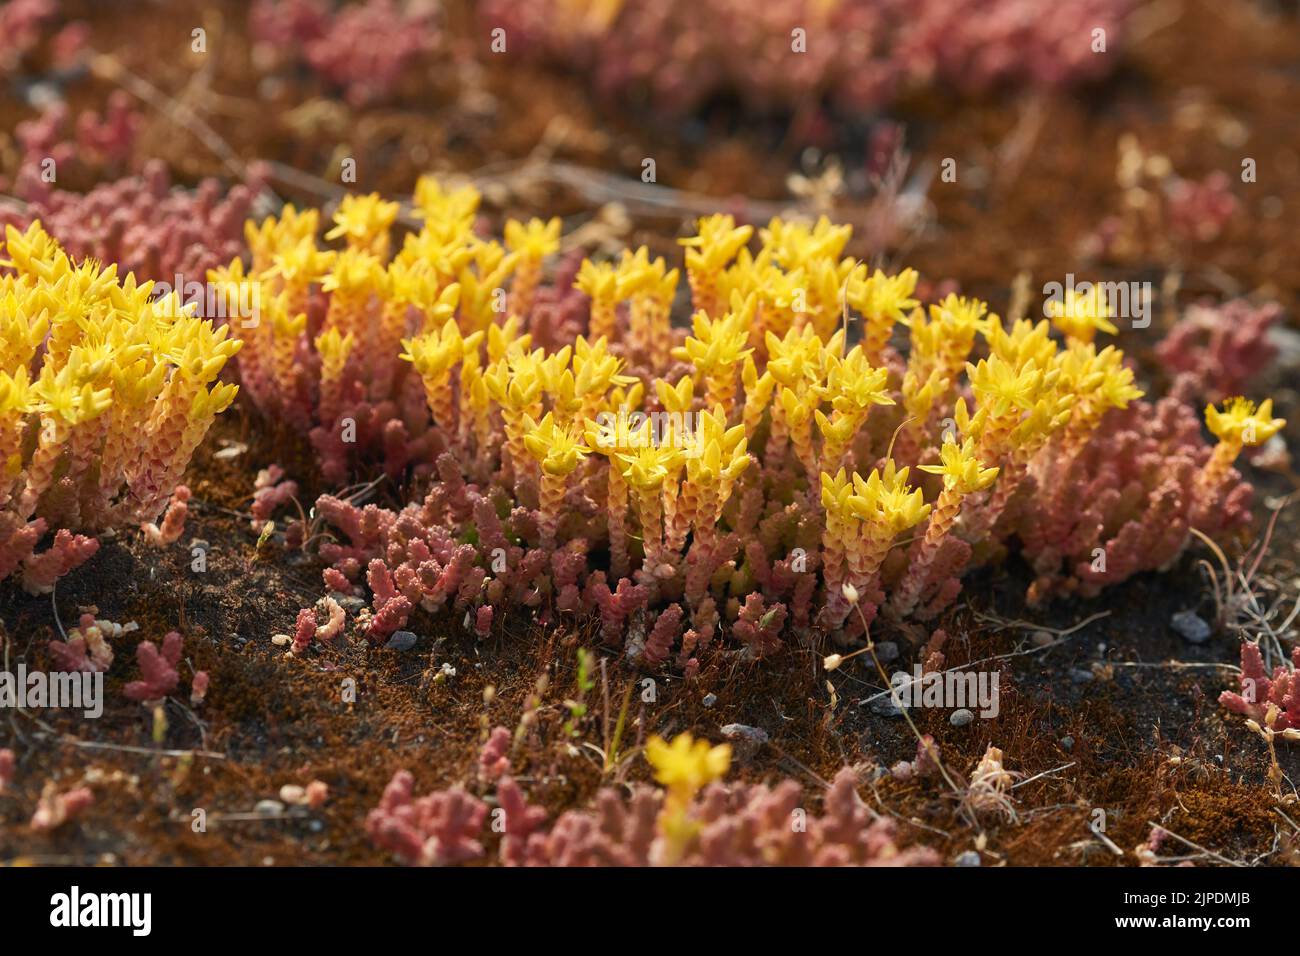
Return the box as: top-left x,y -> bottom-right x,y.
2,0 -> 1299,866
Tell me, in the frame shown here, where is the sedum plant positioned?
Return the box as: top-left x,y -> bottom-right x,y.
0,221 -> 240,592
226,183 -> 1271,660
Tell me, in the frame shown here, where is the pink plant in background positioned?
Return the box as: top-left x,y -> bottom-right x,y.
1165,172 -> 1238,246
1083,136 -> 1240,263
47,613 -> 126,673
366,769 -> 488,866
0,0 -> 57,73
142,484 -> 191,548
1156,300 -> 1282,403
190,670 -> 210,706
14,529 -> 100,595
249,0 -> 441,106
123,631 -> 184,703
478,726 -> 512,783
30,781 -> 94,831
251,465 -> 300,533
0,160 -> 262,289
8,92 -> 140,191
480,0 -> 1133,120
1221,642 -> 1300,732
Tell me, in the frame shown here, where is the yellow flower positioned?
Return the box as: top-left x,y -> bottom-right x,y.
246,206 -> 321,267
679,214 -> 753,275
967,354 -> 1046,418
574,258 -> 619,303
820,468 -> 856,522
850,460 -> 931,535
846,266 -> 919,325
918,438 -> 999,494
824,345 -> 893,414
672,295 -> 755,374
412,176 -> 480,230
760,215 -> 852,270
31,363 -> 113,425
522,412 -> 590,477
645,732 -> 731,797
320,247 -> 384,297
1206,398 -> 1285,447
325,193 -> 400,255
618,443 -> 684,490
400,318 -> 483,381
504,217 -> 562,261
1046,286 -> 1119,343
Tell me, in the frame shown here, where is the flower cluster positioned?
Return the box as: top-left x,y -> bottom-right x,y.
480,0 -> 1133,119
233,183 -> 1271,658
0,221 -> 241,592
369,730 -> 939,866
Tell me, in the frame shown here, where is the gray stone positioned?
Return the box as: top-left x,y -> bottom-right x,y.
719,723 -> 769,745
954,850 -> 982,867
874,641 -> 899,663
1069,668 -> 1094,684
949,708 -> 974,727
1171,610 -> 1211,644
870,695 -> 905,717
702,693 -> 718,708
254,799 -> 284,816
385,630 -> 418,651
1060,736 -> 1074,752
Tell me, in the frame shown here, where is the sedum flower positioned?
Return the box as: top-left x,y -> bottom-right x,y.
850,460 -> 931,536
645,731 -> 731,799
918,437 -> 999,494
325,193 -> 401,258
1200,397 -> 1286,494
1206,397 -> 1285,448
523,412 -> 590,478
1046,285 -> 1119,344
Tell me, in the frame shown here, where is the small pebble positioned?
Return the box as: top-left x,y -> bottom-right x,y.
1171,610 -> 1211,644
949,708 -> 974,727
720,723 -> 769,745
254,799 -> 284,816
1031,630 -> 1054,647
1060,736 -> 1075,752
870,695 -> 904,717
702,693 -> 718,708
279,785 -> 307,805
270,634 -> 291,647
1069,668 -> 1094,684
954,850 -> 982,867
874,641 -> 899,663
385,630 -> 418,651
